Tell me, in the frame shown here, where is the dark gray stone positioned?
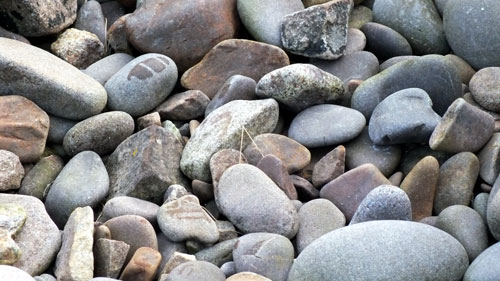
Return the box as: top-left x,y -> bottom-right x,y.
361,22 -> 412,60
48,115 -> 77,144
464,243 -> 500,281
379,55 -> 418,71
75,0 -> 106,44
101,1 -> 126,29
205,75 -> 257,117
0,26 -> 29,44
83,53 -> 134,85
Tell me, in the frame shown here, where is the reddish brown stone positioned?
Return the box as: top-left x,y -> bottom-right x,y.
181,39 -> 290,98
209,149 -> 246,187
320,164 -> 391,221
312,145 -> 345,188
126,0 -> 239,72
155,90 -> 210,121
0,95 -> 49,163
257,155 -> 298,200
290,175 -> 319,202
108,15 -> 133,55
120,247 -> 162,281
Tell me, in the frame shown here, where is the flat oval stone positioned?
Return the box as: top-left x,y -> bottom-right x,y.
0,265 -> 36,281
63,111 -> 135,156
478,133 -> 500,185
436,205 -> 488,261
361,22 -> 412,60
215,164 -> 299,238
443,0 -> 500,69
105,53 -> 177,117
125,0 -> 238,72
98,196 -> 160,227
181,99 -> 279,181
352,55 -> 462,118
320,164 -> 391,221
181,39 -> 290,99
18,155 -> 64,200
464,243 -> 500,281
243,133 -> 310,174
372,0 -> 449,55
296,199 -> 345,253
237,0 -> 304,47
368,88 -> 441,145
288,104 -> 366,148
205,75 -> 257,117
166,261 -> 226,281
0,95 -> 49,163
0,150 -> 24,191
350,185 -> 412,224
288,220 -> 469,281
45,151 -> 109,228
429,98 -> 495,153
195,238 -> 237,266
487,176 -> 500,241
155,90 -> 210,121
0,38 -> 107,120
256,64 -> 345,112
233,233 -> 294,281
470,67 -> 500,112
83,53 -> 134,85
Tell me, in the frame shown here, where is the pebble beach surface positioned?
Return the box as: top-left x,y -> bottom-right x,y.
1,0 -> 500,280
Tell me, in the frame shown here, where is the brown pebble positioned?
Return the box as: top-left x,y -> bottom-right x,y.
120,247 -> 162,281
388,171 -> 404,186
257,155 -> 298,200
192,180 -> 214,203
312,145 -> 345,188
137,112 -> 161,131
94,238 -> 130,278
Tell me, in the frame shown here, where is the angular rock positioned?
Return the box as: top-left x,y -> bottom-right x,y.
0,203 -> 26,265
63,111 -> 135,156
288,104 -> 366,148
51,28 -> 104,69
429,98 -> 495,153
137,112 -> 161,131
55,207 -> 94,281
125,0 -> 238,72
320,164 -> 391,221
166,261 -> 225,281
0,150 -> 24,191
108,15 -> 133,54
361,22 -> 412,60
98,196 -> 160,227
160,252 -> 196,275
215,164 -> 299,238
478,133 -> 500,185
281,0 -> 350,59
181,99 -> 279,181
350,185 -> 412,224
0,38 -> 107,120
181,39 -> 290,98
470,67 -> 500,112
288,221 -> 469,281
155,90 -> 210,121
107,126 -> 188,204
312,145 -> 345,187
351,55 -> 462,118
83,53 -> 135,85
45,151 -> 109,228
105,54 -> 177,117
205,75 -> 257,117
0,95 -> 49,163
18,155 -> 63,200
120,247 -> 162,281
257,155 -> 298,200
94,238 -> 130,279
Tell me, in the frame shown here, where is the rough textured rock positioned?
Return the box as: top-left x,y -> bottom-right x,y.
93,238 -> 130,279
51,28 -> 104,69
63,111 -> 135,156
0,150 -> 24,191
107,126 -> 188,204
119,247 -> 162,281
0,203 -> 26,265
155,90 -> 210,121
255,64 -> 345,112
0,38 -> 107,120
0,95 -> 50,163
181,39 -> 290,98
18,155 -> 63,200
288,221 -> 469,281
312,146 -> 345,187
281,0 -> 350,59
181,99 -> 279,181
463,243 -> 500,281
205,75 -> 257,117
126,0 -> 238,72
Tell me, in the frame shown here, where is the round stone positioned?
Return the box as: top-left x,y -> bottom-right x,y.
98,196 -> 160,227
470,67 -> 500,112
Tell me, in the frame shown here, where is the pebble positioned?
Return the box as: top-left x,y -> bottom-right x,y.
47,115 -> 77,144
361,22 -> 412,59
163,185 -> 189,203
160,252 -> 196,275
487,176 -> 500,241
209,149 -> 246,188
288,104 -> 366,148
98,196 -> 160,227
243,133 -> 311,174
368,88 -> 441,145
34,274 -> 56,281
45,151 -> 109,228
256,64 -> 345,112
55,207 -> 94,281
120,247 -> 162,281
233,233 -> 294,281
205,75 -> 257,117
296,199 -> 345,253
181,39 -> 290,98
443,0 -> 500,69
125,0 -> 238,72
388,171 -> 403,186
429,98 -> 495,153
0,194 -> 61,275
0,203 -> 26,265
18,155 -> 64,200
51,28 -> 104,69
288,221 -> 469,281
165,261 -> 226,281
291,175 -> 320,201
311,145 -> 345,188
83,53 -> 135,85
345,28 -> 367,54
93,238 -> 130,279
226,272 -> 272,281
372,0 -> 448,54
463,243 -> 500,281
344,127 -> 401,177
237,0 -> 304,47
63,111 -> 135,156
350,185 -> 412,224
106,126 -> 188,204
434,152 -> 479,214
0,26 -> 30,44
0,150 -> 24,191
192,180 -> 214,203
445,54 -> 476,84
0,95 -> 49,163
156,233 -> 187,276
473,193 -> 489,222
215,164 -> 299,238
478,133 -> 500,185
195,238 -> 237,267
108,15 -> 133,54
470,67 -> 500,112
155,90 -> 210,121
400,156 -> 439,221
216,220 -> 238,241
157,195 -> 219,244
137,112 -> 162,131
105,53 -> 178,117
320,163 -> 391,221
0,265 -> 37,281
181,99 -> 279,181
379,55 -> 418,71
281,0 -> 350,59
256,155 -> 298,200
436,205 -> 488,261
0,38 -> 107,120
348,5 -> 373,29
74,0 -> 106,44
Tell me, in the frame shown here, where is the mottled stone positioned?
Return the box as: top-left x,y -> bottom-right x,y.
205,75 -> 257,117
181,39 -> 290,98
75,0 -> 106,44
312,145 -> 345,187
51,28 -> 104,69
93,238 -> 130,279
155,90 -> 210,121
0,150 -> 24,191
137,112 -> 161,131
165,261 -> 225,281
257,155 -> 298,200
120,247 -> 162,281
98,196 -> 160,227
83,53 -> 134,85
